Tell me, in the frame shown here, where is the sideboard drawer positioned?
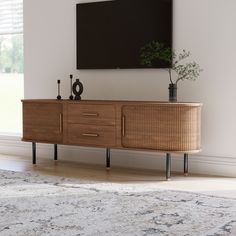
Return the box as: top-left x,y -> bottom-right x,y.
67,104 -> 116,126
67,124 -> 116,147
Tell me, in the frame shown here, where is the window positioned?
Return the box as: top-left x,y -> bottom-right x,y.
0,0 -> 23,135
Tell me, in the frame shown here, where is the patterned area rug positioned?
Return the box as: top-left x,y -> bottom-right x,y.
0,170 -> 236,236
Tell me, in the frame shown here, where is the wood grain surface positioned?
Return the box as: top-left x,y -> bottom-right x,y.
22,100 -> 202,153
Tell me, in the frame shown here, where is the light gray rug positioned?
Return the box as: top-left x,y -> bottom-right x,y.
0,170 -> 236,236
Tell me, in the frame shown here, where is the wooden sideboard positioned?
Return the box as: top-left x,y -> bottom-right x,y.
22,99 -> 202,180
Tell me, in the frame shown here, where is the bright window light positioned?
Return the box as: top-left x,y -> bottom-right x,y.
0,0 -> 23,136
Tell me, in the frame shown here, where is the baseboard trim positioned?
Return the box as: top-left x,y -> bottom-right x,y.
0,137 -> 236,177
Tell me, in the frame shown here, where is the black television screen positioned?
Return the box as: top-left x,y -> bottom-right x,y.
76,0 -> 173,69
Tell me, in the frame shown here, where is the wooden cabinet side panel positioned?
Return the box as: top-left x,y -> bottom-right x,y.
23,103 -> 63,143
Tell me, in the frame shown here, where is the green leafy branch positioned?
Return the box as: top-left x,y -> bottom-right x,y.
140,41 -> 202,84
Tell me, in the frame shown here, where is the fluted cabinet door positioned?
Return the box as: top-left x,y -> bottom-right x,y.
121,104 -> 201,152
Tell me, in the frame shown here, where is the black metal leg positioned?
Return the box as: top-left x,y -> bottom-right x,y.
106,148 -> 110,169
166,153 -> 171,180
32,142 -> 36,165
54,144 -> 58,161
184,153 -> 188,176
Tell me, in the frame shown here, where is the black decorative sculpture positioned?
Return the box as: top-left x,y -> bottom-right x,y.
57,80 -> 61,100
72,78 -> 83,100
69,74 -> 74,100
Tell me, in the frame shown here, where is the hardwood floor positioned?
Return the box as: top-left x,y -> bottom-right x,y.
0,154 -> 236,198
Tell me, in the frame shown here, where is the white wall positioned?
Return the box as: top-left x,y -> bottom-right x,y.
23,0 -> 236,175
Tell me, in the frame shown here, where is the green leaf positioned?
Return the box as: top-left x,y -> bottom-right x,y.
139,40 -> 202,84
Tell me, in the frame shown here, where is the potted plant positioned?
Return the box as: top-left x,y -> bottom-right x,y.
140,41 -> 202,101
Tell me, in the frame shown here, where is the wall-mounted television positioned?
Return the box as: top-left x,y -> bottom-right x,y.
76,0 -> 173,69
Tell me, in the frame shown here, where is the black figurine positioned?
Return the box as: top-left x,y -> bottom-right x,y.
69,74 -> 74,100
57,80 -> 61,100
72,78 -> 83,100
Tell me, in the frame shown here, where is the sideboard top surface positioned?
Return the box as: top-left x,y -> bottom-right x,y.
22,99 -> 202,107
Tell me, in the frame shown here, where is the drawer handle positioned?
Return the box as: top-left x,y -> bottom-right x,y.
122,115 -> 125,137
82,133 -> 99,137
59,113 -> 63,133
82,112 -> 99,117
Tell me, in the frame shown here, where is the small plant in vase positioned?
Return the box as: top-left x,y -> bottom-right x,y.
140,41 -> 202,101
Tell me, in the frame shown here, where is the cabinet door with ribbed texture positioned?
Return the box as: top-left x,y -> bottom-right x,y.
121,104 -> 201,152
22,103 -> 63,143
